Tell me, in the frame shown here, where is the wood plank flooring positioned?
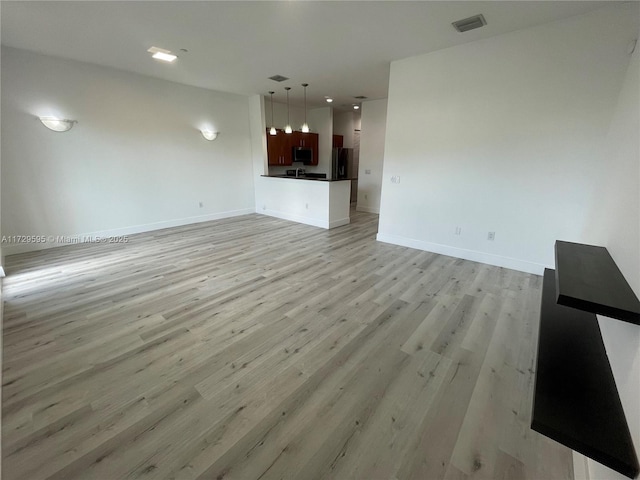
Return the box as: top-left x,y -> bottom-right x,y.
1,211 -> 573,480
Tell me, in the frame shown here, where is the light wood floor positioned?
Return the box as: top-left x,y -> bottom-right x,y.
1,211 -> 573,480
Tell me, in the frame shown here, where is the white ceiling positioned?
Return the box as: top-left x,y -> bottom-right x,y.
0,1 -> 615,110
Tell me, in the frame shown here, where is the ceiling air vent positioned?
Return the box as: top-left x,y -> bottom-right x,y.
452,14 -> 487,33
268,75 -> 289,82
354,96 -> 368,100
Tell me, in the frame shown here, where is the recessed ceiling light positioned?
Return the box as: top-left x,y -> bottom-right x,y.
325,96 -> 333,103
153,52 -> 177,62
147,46 -> 177,63
353,105 -> 360,110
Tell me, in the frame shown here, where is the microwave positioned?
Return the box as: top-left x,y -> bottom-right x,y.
292,147 -> 313,164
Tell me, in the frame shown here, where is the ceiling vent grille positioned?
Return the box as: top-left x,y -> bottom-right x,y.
452,14 -> 487,33
354,95 -> 368,100
268,75 -> 289,82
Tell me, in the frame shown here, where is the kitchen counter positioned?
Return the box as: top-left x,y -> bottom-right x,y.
256,175 -> 351,229
261,175 -> 352,182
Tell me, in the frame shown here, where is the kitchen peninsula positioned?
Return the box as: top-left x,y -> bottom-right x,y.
255,175 -> 351,229
256,104 -> 353,229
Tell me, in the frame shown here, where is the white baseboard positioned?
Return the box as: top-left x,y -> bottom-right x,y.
329,217 -> 350,229
356,205 -> 380,214
259,210 -> 350,230
376,232 -> 547,275
261,209 -> 328,229
2,208 -> 254,256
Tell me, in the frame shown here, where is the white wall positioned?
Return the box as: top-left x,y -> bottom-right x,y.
0,45 -> 3,267
264,98 -> 306,137
308,106 -> 333,177
333,110 -> 354,148
248,94 -> 268,202
1,47 -> 256,254
0,45 -> 3,478
357,98 -> 387,214
378,4 -> 639,274
581,33 -> 640,480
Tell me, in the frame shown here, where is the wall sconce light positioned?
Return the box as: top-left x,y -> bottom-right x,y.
201,130 -> 218,141
38,116 -> 77,132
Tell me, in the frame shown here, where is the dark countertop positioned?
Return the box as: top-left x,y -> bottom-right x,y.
554,240 -> 640,324
532,268 -> 639,478
261,175 -> 352,182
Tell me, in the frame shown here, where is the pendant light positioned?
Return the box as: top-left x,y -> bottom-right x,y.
284,87 -> 293,134
268,91 -> 277,136
301,83 -> 310,133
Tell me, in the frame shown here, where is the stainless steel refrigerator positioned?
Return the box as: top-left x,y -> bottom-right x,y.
331,148 -> 354,180
332,147 -> 358,203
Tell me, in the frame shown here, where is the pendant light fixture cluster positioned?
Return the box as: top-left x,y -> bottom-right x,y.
267,83 -> 311,135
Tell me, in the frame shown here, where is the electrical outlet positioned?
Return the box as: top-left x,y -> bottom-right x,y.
455,226 -> 462,235
199,201 -> 204,208
262,204 -> 266,211
305,203 -> 309,209
488,231 -> 495,241
364,194 -> 368,200
391,176 -> 401,184
365,169 -> 371,174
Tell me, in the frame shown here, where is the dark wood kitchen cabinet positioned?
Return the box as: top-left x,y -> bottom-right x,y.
291,131 -> 318,149
267,130 -> 319,166
291,132 -> 319,166
332,134 -> 344,148
266,129 -> 292,166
